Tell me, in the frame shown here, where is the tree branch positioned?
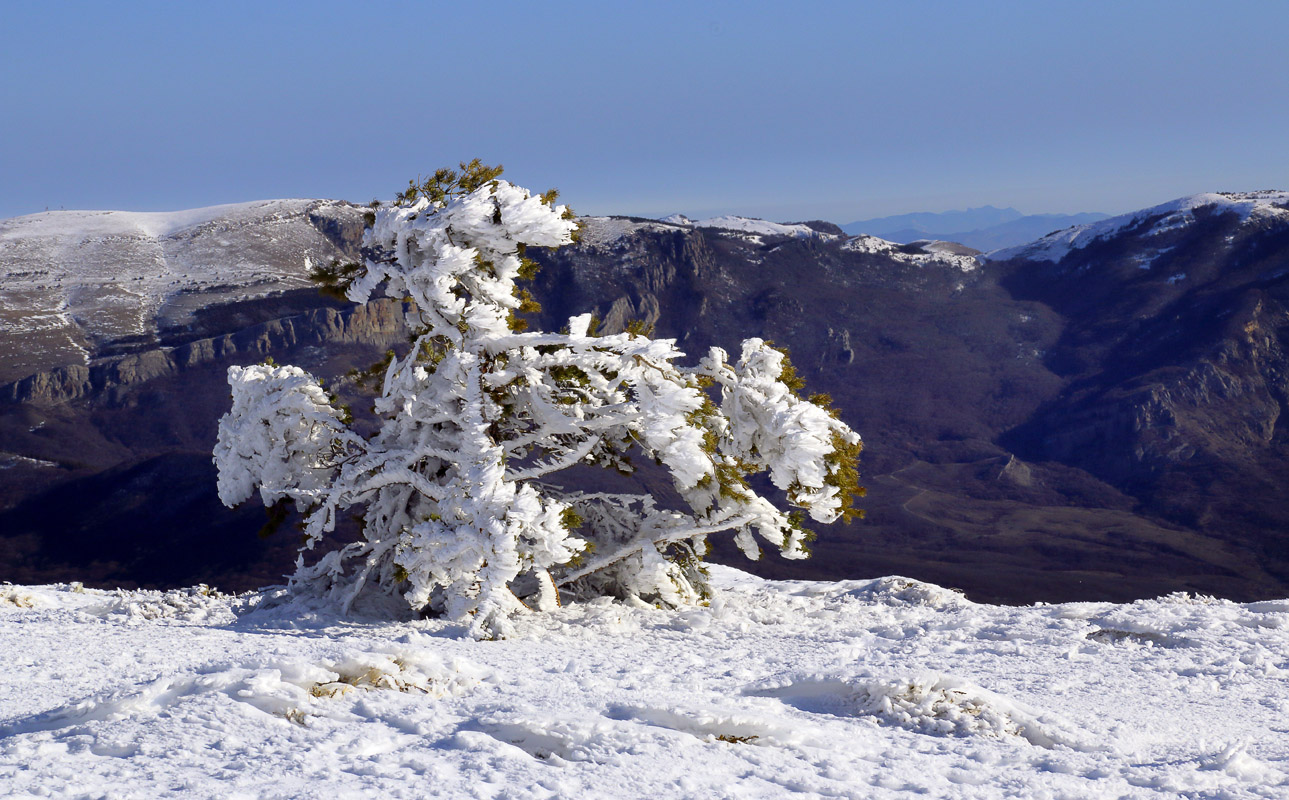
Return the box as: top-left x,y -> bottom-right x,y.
555,513 -> 759,586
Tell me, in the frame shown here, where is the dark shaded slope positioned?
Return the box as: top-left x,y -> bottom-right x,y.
995,199 -> 1289,586
526,222 -> 1283,601
0,299 -> 410,589
2,206 -> 1288,603
0,454 -> 300,590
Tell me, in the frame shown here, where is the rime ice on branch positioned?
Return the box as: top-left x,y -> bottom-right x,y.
214,164 -> 863,637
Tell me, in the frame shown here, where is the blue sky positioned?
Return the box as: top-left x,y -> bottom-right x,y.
2,1 -> 1287,222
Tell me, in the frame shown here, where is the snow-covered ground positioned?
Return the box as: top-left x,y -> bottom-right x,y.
986,190 -> 1289,264
2,567 -> 1286,799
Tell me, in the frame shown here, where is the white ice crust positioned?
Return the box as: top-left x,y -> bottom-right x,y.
1,572 -> 1286,798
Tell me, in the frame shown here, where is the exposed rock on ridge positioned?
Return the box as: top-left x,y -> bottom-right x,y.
2,298 -> 409,407
3,198 -> 1289,604
0,199 -> 365,382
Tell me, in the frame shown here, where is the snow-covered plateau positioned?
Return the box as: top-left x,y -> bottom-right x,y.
0,200 -> 359,381
986,191 -> 1289,264
842,234 -> 981,272
659,214 -> 830,240
2,566 -> 1287,799
579,215 -> 980,272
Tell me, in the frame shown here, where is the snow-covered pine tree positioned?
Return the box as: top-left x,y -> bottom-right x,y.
214,161 -> 863,638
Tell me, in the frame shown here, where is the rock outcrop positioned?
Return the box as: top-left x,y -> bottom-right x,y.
2,298 -> 408,407
4,197 -> 1289,603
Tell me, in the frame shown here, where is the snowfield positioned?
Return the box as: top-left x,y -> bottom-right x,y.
660,214 -> 831,240
986,190 -> 1289,264
2,567 -> 1287,799
0,200 -> 359,382
576,217 -> 688,249
842,235 -> 981,272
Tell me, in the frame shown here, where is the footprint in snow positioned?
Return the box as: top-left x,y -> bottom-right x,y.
748,673 -> 1098,751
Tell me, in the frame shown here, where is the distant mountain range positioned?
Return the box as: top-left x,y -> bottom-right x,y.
4,191 -> 1289,608
843,206 -> 1110,251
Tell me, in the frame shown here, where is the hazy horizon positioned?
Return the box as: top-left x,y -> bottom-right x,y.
4,196 -> 1114,227
3,1 -> 1286,223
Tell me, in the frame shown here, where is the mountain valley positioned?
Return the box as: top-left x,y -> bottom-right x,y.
2,193 -> 1287,604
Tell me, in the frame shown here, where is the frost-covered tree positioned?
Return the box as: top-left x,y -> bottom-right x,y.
214,162 -> 863,638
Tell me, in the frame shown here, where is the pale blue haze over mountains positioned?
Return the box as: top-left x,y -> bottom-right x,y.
842,208 -> 1112,251
1,1 -> 1287,223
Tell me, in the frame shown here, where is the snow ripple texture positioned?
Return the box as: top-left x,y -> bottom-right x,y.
1,568 -> 1287,798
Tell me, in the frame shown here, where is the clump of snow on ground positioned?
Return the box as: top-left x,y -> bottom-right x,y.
94,585 -> 241,625
1,566 -> 1287,798
848,674 -> 1072,746
838,575 -> 970,607
8,647 -> 489,736
753,672 -> 1091,750
988,190 -> 1289,263
0,585 -> 39,609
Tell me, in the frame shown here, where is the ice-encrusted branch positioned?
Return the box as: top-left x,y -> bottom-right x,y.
555,513 -> 760,588
214,170 -> 861,637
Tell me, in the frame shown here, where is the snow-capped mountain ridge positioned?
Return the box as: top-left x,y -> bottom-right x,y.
843,210 -> 1112,252
659,214 -> 830,240
0,199 -> 362,382
988,190 -> 1289,263
0,200 -> 300,241
575,216 -> 687,249
842,234 -> 980,272
584,214 -> 979,272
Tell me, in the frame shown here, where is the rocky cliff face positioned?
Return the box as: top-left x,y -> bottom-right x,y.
522,213 -> 1289,603
0,199 -> 365,382
3,298 -> 409,407
0,201 -> 405,591
993,193 -> 1289,577
2,198 -> 1288,603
